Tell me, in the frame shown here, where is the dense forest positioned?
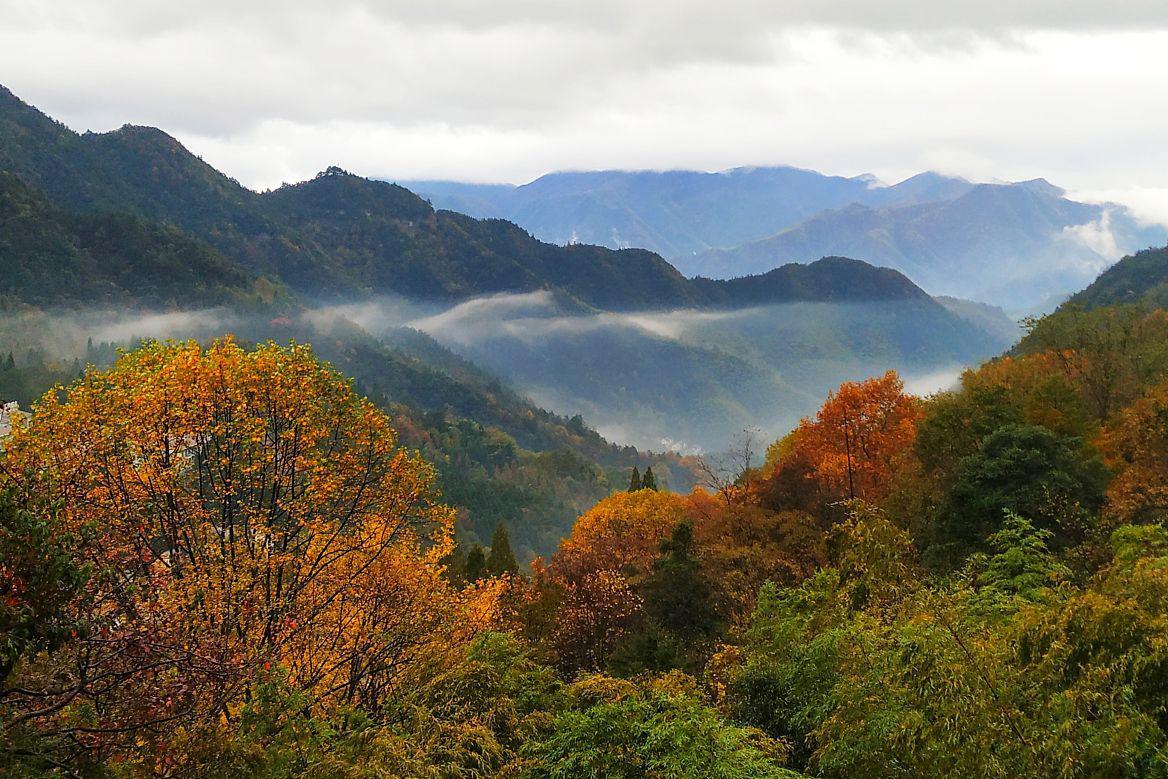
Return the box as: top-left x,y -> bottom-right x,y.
5,241 -> 1168,774
4,80 -> 1168,777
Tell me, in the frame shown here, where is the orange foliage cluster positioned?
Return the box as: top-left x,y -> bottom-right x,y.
527,487 -> 826,670
786,371 -> 922,503
1097,381 -> 1168,525
0,339 -> 499,764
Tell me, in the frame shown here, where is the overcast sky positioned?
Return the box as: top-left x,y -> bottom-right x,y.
3,1 -> 1168,220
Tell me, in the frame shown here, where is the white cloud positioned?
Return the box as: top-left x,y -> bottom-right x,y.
1070,187 -> 1168,229
398,291 -> 752,346
0,1 -> 1167,205
1062,210 -> 1124,266
902,367 -> 964,397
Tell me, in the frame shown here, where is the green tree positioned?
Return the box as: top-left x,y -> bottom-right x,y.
486,521 -> 520,576
642,522 -> 718,640
642,466 -> 659,491
0,489 -> 86,685
940,424 -> 1108,553
464,543 -> 488,582
525,674 -> 794,779
629,466 -> 642,492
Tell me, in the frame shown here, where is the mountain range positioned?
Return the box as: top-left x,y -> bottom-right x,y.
0,85 -> 951,313
0,83 -> 1013,452
405,170 -> 1167,311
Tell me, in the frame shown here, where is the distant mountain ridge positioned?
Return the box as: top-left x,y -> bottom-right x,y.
690,180 -> 1165,310
403,167 -> 971,259
0,84 -> 953,314
405,169 -> 1166,311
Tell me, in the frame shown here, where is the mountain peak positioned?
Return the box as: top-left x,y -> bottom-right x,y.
1014,177 -> 1065,198
317,165 -> 356,178
100,123 -> 188,152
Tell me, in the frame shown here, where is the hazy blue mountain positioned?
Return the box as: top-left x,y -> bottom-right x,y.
401,167 -> 885,257
689,181 -> 1167,311
935,296 -> 1022,345
400,168 -> 983,260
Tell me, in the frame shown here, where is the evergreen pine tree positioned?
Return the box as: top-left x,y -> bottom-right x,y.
442,541 -> 469,584
642,521 -> 718,639
486,521 -> 520,576
641,466 -> 659,491
629,466 -> 642,492
464,543 -> 488,582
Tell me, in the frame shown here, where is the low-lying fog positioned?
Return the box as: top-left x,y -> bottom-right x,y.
3,291 -> 999,453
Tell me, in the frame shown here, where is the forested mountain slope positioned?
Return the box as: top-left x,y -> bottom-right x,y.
1,85 -> 964,313
0,171 -> 265,307
1067,245 -> 1168,309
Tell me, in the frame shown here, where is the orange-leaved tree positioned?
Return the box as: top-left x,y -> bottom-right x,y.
790,371 -> 922,503
1097,379 -> 1168,525
551,489 -> 691,584
0,339 -> 498,766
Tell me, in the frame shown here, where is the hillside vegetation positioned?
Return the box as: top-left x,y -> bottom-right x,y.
7,281 -> 1168,775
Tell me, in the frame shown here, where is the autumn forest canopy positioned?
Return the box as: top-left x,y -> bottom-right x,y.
5,79 -> 1168,777
2,277 -> 1168,775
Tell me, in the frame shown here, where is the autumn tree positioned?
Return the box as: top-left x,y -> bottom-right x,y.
1098,378 -> 1168,525
0,339 -> 498,769
790,371 -> 921,503
551,490 -> 690,584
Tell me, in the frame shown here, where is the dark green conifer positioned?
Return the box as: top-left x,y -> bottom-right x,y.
464,543 -> 488,582
642,521 -> 718,639
629,466 -> 642,492
641,466 -> 659,491
486,521 -> 520,576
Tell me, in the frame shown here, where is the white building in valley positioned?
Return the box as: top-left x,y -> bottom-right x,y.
0,401 -> 28,441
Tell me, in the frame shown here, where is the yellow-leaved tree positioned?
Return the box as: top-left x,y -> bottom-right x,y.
0,339 -> 498,767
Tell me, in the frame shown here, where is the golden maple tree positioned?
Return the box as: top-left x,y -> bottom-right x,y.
0,339 -> 498,764
1097,379 -> 1168,525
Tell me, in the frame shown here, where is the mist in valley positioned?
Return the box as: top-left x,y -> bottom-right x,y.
300,291 -> 1004,451
2,290 -> 1001,454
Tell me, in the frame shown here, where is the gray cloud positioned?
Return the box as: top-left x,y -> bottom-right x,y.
1,1 -> 1167,218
